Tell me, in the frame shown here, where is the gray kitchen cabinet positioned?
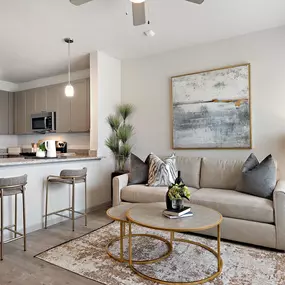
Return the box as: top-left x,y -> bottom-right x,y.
35,88 -> 47,113
70,79 -> 90,132
12,78 -> 90,135
25,90 -> 36,134
8,93 -> 14,134
0,91 -> 9,134
15,91 -> 26,134
47,83 -> 71,133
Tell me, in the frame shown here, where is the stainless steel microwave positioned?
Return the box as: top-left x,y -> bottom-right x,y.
31,112 -> 56,133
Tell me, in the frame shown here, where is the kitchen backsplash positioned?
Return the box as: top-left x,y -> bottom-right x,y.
0,133 -> 90,152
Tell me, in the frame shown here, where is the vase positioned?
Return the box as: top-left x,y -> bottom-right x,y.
171,199 -> 184,211
115,155 -> 130,172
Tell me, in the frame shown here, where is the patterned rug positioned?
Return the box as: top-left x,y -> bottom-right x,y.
36,222 -> 285,285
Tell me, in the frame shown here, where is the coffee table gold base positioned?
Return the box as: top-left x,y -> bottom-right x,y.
107,221 -> 172,264
129,224 -> 223,285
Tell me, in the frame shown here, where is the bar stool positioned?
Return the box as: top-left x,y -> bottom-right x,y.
0,174 -> 27,261
44,168 -> 87,231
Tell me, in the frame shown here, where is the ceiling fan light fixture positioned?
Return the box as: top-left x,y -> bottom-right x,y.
64,37 -> 74,97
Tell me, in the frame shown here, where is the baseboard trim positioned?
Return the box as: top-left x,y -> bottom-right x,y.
3,201 -> 112,239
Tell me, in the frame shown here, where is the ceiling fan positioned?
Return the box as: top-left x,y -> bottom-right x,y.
69,0 -> 205,26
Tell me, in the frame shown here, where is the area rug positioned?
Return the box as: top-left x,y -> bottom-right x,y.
36,222 -> 285,285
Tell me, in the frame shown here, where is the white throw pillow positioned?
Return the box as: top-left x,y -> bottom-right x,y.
148,153 -> 177,186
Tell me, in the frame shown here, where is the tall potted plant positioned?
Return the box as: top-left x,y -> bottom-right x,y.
105,104 -> 134,173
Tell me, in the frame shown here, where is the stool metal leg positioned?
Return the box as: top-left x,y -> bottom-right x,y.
45,180 -> 49,229
72,178 -> 75,231
22,190 -> 26,251
85,178 -> 87,226
14,194 -> 17,239
1,190 -> 3,261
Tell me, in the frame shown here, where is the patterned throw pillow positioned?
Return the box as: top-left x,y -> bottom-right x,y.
148,153 -> 177,186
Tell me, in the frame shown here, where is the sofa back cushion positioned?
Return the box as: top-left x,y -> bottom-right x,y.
176,156 -> 202,189
200,158 -> 244,190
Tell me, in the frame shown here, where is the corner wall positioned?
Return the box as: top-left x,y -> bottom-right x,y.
90,51 -> 121,202
122,25 -> 285,177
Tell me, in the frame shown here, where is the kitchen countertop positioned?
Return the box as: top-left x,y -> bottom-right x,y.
0,155 -> 102,167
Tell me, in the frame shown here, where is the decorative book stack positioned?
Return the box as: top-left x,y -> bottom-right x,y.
163,206 -> 193,219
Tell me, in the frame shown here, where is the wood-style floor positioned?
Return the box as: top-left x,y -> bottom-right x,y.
0,207 -> 112,285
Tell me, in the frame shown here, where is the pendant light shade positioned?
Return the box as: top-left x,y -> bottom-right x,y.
64,38 -> 74,97
65,84 -> 74,97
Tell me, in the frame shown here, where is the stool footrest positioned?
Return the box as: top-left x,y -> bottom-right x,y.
44,207 -> 72,217
54,213 -> 84,221
3,235 -> 24,245
4,227 -> 23,236
68,209 -> 86,216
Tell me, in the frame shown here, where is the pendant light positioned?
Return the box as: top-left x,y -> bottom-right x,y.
64,38 -> 74,97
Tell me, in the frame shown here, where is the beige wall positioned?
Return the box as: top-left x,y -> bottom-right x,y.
122,25 -> 285,177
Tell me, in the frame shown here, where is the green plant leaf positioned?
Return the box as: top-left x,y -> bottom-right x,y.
106,115 -> 121,132
118,104 -> 134,121
105,134 -> 119,155
117,124 -> 134,143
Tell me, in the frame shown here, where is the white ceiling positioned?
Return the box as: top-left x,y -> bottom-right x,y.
0,0 -> 285,83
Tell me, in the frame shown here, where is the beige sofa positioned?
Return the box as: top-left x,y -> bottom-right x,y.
113,156 -> 285,251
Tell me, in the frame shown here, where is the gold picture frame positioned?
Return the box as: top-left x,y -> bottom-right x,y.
170,63 -> 252,150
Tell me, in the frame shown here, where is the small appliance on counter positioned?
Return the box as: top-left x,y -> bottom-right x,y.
45,140 -> 57,158
56,141 -> 68,153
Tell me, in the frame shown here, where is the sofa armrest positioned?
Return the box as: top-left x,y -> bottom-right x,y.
113,174 -> 129,207
274,180 -> 285,250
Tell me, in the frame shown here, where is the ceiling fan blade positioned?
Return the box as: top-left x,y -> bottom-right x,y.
70,0 -> 93,6
132,2 -> 146,26
185,0 -> 205,4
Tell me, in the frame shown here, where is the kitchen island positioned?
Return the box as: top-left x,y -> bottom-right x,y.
0,155 -> 109,238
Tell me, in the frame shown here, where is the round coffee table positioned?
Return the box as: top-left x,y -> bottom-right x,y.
106,203 -> 172,264
126,203 -> 223,285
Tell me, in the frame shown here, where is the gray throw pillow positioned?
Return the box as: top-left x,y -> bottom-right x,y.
236,154 -> 277,199
128,153 -> 149,185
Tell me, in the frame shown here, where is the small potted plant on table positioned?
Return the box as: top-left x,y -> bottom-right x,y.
166,183 -> 191,211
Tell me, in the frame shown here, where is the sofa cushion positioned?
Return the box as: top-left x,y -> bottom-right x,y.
176,156 -> 202,189
121,184 -> 198,203
190,188 -> 274,224
200,158 -> 243,190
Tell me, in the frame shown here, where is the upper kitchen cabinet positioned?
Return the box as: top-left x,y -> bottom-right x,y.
34,88 -> 47,113
0,91 -> 14,135
15,91 -> 26,134
13,78 -> 90,135
47,83 -> 70,133
70,79 -> 90,132
25,90 -> 36,133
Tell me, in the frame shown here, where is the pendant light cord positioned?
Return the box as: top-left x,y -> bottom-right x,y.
68,41 -> 71,85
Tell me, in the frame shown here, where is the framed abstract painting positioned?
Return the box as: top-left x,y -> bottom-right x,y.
171,63 -> 252,149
